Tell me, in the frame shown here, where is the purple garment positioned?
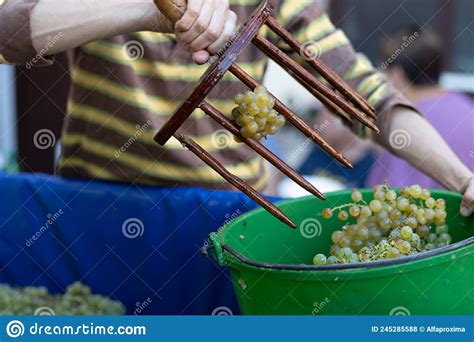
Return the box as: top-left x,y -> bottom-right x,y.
367,92 -> 474,189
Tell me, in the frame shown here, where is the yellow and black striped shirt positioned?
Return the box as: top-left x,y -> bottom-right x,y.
0,0 -> 412,190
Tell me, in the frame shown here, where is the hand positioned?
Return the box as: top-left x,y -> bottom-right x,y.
460,176 -> 474,217
174,0 -> 237,64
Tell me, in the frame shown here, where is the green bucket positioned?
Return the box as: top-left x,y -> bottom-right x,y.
205,189 -> 474,315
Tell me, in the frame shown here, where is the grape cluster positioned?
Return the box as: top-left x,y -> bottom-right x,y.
232,86 -> 285,141
0,282 -> 125,315
313,183 -> 452,265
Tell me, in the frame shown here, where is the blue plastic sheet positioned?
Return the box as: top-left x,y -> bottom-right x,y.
0,172 -> 276,314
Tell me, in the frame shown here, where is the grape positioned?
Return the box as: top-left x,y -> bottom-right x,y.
435,198 -> 446,209
425,197 -> 436,209
374,190 -> 385,201
327,256 -> 338,264
377,210 -> 388,220
425,243 -> 435,250
356,227 -> 369,240
387,247 -> 401,258
426,233 -> 437,243
313,254 -> 327,265
338,210 -> 349,221
331,230 -> 343,244
351,190 -> 363,203
397,198 -> 409,211
317,184 -> 453,265
397,240 -> 411,254
400,226 -> 413,239
360,206 -> 372,219
409,184 -> 422,198
407,204 -> 418,215
255,93 -> 270,108
266,124 -> 279,135
389,209 -> 402,220
349,205 -> 361,217
0,282 -> 125,315
232,86 -> 281,140
416,225 -> 430,238
421,189 -> 431,200
341,247 -> 353,258
274,115 -> 286,128
369,200 -> 383,213
404,217 -> 418,229
322,208 -> 333,219
350,239 -> 364,252
253,133 -> 263,141
400,187 -> 410,197
435,225 -> 448,235
435,209 -> 447,220
385,190 -> 397,201
372,185 -> 384,193
425,209 -> 435,221
437,233 -> 452,245
234,93 -> 245,105
243,91 -> 256,105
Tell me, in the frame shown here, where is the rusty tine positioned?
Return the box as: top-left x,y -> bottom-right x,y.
253,35 -> 379,133
199,101 -> 325,199
265,16 -> 376,119
174,132 -> 297,228
228,64 -> 353,169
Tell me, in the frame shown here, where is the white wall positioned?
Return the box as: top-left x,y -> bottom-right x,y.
0,65 -> 17,170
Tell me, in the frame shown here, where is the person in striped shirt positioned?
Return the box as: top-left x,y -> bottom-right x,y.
1,0 -> 473,216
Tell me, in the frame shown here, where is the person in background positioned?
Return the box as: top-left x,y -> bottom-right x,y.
367,26 -> 474,191
1,1 -> 474,215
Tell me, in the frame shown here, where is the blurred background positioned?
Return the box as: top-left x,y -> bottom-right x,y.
1,0 -> 473,195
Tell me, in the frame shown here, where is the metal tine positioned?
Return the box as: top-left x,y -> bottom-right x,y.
199,101 -> 325,200
252,35 -> 380,133
265,16 -> 376,119
228,64 -> 353,169
174,132 -> 297,228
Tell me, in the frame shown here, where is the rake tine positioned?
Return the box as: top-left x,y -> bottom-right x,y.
199,101 -> 325,200
174,132 -> 297,228
253,35 -> 379,133
265,16 -> 376,119
228,64 -> 353,169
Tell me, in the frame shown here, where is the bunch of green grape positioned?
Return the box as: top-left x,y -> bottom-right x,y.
0,282 -> 125,315
312,183 -> 452,266
232,86 -> 285,141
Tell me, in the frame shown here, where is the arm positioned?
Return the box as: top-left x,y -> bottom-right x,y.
381,107 -> 474,216
276,0 -> 474,215
0,0 -> 236,66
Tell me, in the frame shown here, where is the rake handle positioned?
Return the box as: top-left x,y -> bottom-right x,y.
154,0 -> 186,23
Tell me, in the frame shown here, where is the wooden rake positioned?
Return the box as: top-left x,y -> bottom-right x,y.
153,0 -> 378,228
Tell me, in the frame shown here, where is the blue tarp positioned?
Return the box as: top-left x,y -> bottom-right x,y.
0,172 -> 274,314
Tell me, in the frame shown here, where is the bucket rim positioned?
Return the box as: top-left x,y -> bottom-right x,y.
217,236 -> 474,271
208,188 -> 474,272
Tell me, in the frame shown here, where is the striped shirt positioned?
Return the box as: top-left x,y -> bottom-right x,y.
0,0 -> 414,190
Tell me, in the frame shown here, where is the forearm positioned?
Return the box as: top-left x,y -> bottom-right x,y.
379,107 -> 473,193
31,0 -> 168,56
